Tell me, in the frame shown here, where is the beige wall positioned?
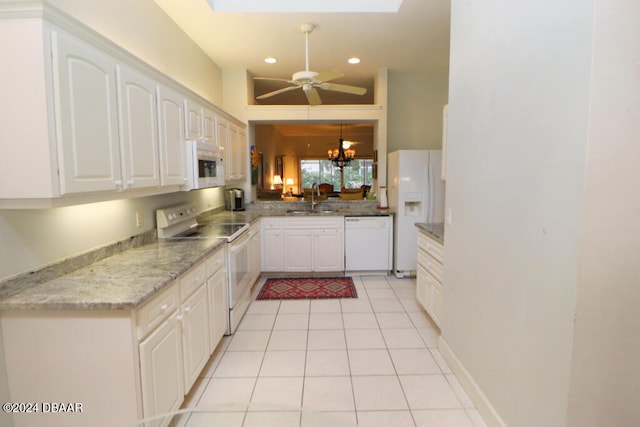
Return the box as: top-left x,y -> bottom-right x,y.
387,70 -> 449,152
445,0 -> 639,426
47,0 -> 223,105
566,0 -> 640,425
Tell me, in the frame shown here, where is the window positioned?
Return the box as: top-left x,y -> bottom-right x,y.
300,159 -> 373,190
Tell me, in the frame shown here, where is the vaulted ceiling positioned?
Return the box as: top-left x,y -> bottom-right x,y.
154,0 -> 451,105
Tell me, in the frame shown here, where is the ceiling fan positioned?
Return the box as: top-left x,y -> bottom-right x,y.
254,23 -> 367,106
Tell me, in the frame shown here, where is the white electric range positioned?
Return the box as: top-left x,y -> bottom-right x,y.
156,202 -> 254,334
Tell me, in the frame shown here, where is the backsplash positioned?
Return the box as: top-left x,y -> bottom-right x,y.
0,229 -> 156,300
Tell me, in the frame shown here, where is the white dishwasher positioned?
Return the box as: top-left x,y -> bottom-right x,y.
344,216 -> 393,273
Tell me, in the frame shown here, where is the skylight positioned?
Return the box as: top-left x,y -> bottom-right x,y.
207,0 -> 403,13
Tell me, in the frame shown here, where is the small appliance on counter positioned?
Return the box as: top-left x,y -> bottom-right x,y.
225,188 -> 246,211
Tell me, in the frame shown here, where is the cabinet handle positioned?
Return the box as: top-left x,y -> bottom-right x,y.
127,179 -> 134,186
176,314 -> 183,321
184,306 -> 191,312
160,304 -> 169,311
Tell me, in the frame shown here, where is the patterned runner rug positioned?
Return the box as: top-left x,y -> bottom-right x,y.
256,277 -> 357,300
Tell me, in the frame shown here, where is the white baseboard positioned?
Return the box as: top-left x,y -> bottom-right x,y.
438,336 -> 507,427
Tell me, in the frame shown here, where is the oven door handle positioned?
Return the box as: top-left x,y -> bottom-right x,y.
230,232 -> 250,253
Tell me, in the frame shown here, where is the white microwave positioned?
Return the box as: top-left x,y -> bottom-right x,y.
185,139 -> 224,190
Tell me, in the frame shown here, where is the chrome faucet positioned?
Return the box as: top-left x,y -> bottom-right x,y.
310,182 -> 320,211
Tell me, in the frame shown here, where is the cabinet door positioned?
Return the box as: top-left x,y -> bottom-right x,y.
313,229 -> 344,271
416,262 -> 430,310
157,86 -> 187,187
431,281 -> 443,327
283,230 -> 313,272
262,230 -> 283,272
184,99 -> 202,140
236,126 -> 247,179
139,314 -> 184,418
228,123 -> 239,179
208,268 -> 228,353
52,30 -> 122,194
248,226 -> 261,283
116,65 -> 160,190
216,117 -> 230,180
181,284 -> 210,392
203,107 -> 216,141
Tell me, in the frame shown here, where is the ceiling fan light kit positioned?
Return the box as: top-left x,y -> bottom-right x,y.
254,23 -> 367,106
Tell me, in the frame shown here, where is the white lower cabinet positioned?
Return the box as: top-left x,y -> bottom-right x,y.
283,229 -> 313,272
416,230 -> 444,328
313,228 -> 344,271
139,270 -> 209,417
139,312 -> 184,418
180,284 -> 210,391
0,245 -> 229,427
261,217 -> 344,272
261,218 -> 284,271
248,223 -> 262,284
207,248 -> 228,353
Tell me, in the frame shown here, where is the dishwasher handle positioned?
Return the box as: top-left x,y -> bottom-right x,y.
344,217 -> 389,228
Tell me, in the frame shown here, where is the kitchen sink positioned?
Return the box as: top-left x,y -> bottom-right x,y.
286,209 -> 336,215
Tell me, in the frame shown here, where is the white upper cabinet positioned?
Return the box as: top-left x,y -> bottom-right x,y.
203,108 -> 216,141
225,122 -> 247,181
0,10 -> 244,207
216,116 -> 230,179
184,99 -> 203,140
52,30 -> 122,194
157,86 -> 187,187
116,65 -> 161,190
185,100 -> 218,145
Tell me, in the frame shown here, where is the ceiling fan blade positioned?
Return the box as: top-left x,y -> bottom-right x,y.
253,77 -> 293,83
319,82 -> 367,95
314,69 -> 344,83
256,85 -> 300,100
305,87 -> 322,106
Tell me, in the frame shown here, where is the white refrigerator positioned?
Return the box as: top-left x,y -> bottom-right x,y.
387,149 -> 445,277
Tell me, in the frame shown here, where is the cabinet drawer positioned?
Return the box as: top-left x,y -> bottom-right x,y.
136,283 -> 180,340
180,261 -> 206,300
206,248 -> 226,276
418,232 -> 444,263
417,250 -> 443,283
416,263 -> 431,310
284,216 -> 343,229
431,280 -> 442,327
261,217 -> 283,230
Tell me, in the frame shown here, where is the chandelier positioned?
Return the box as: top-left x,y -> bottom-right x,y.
328,125 -> 356,168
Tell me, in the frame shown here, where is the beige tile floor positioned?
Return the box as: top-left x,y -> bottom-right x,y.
183,275 -> 488,427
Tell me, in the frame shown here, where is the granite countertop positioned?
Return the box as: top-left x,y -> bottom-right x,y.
0,237 -> 225,311
196,203 -> 392,225
0,201 -> 390,312
416,223 -> 445,244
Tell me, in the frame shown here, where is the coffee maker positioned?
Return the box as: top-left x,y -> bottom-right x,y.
224,188 -> 245,211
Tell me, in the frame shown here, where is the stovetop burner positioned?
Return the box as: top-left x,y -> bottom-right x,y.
156,202 -> 249,242
174,223 -> 249,242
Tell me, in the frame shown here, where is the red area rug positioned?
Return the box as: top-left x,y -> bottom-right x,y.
256,277 -> 357,300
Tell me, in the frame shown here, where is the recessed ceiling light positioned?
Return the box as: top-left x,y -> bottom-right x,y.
264,57 -> 277,64
348,57 -> 361,64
